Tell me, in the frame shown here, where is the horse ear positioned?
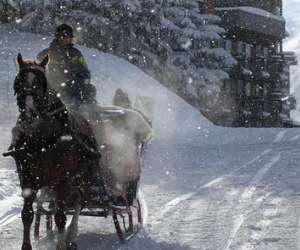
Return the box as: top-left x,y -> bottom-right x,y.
17,53 -> 24,67
39,55 -> 49,68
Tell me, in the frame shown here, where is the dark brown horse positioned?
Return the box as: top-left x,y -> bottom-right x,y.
5,53 -> 101,250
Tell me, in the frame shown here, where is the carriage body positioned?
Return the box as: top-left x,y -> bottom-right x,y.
4,54 -> 151,249
32,104 -> 152,242
34,181 -> 143,242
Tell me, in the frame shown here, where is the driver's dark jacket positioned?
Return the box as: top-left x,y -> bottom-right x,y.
37,39 -> 91,105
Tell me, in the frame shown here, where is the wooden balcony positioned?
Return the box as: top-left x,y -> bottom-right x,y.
215,6 -> 286,41
214,0 -> 282,16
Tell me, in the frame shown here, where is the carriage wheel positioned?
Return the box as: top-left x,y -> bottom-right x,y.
112,197 -> 143,242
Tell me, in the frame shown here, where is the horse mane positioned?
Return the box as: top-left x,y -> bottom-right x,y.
19,59 -> 46,73
22,59 -> 37,65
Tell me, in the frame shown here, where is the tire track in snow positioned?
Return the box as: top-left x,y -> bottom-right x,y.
295,199 -> 300,250
274,130 -> 287,143
149,131 -> 289,249
238,197 -> 284,250
224,131 -> 287,250
0,165 -> 21,228
224,154 -> 281,250
0,209 -> 20,227
288,133 -> 300,142
138,189 -> 149,226
150,147 -> 275,249
153,148 -> 272,225
0,193 -> 22,227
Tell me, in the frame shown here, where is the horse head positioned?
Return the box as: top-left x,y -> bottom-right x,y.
14,53 -> 49,117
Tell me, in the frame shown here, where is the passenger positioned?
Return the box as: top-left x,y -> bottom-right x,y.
112,88 -> 132,109
113,88 -> 152,127
81,83 -> 98,105
37,24 -> 91,106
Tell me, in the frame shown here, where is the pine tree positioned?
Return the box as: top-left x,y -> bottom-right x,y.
1,0 -> 236,121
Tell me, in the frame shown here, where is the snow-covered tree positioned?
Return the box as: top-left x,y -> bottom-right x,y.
0,0 -> 236,122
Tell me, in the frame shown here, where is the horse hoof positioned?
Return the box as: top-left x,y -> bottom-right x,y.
66,242 -> 77,250
22,243 -> 32,250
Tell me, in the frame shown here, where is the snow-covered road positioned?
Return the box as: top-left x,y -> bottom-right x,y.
1,24 -> 300,249
143,128 -> 300,250
2,128 -> 300,250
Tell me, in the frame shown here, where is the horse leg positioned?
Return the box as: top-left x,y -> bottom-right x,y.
21,189 -> 35,250
33,204 -> 41,241
65,192 -> 82,250
55,206 -> 67,250
55,192 -> 67,250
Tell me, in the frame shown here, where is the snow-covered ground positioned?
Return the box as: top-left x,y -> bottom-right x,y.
1,8 -> 300,249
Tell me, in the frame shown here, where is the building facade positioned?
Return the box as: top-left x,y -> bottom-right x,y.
201,0 -> 297,127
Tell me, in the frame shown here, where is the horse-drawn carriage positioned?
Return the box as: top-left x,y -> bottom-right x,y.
2,54 -> 152,250
32,175 -> 144,242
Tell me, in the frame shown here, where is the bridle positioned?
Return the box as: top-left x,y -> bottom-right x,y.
15,65 -> 48,116
15,64 -> 47,95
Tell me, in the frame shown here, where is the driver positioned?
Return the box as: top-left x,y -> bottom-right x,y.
37,24 -> 91,107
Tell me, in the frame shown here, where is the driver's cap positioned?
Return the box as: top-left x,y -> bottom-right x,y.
55,24 -> 74,39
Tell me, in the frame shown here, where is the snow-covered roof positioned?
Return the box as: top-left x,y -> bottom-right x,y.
216,6 -> 285,22
216,6 -> 286,39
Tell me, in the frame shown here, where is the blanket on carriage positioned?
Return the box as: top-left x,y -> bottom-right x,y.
78,103 -> 152,195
